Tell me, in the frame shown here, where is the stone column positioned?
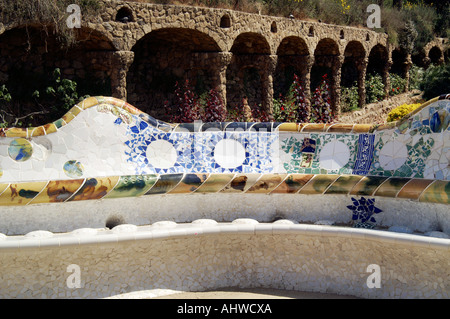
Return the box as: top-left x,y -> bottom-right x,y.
331,55 -> 345,116
216,52 -> 233,111
357,58 -> 368,108
423,56 -> 431,69
383,58 -> 392,98
110,51 -> 135,101
303,55 -> 314,119
262,55 -> 278,117
404,54 -> 412,91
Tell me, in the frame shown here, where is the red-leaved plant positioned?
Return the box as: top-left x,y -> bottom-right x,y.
203,89 -> 227,122
273,74 -> 309,123
251,103 -> 271,122
291,74 -> 309,122
226,103 -> 246,122
310,74 -> 335,123
167,79 -> 200,123
167,80 -> 228,123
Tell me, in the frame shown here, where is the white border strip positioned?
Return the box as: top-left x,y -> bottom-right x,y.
0,221 -> 448,252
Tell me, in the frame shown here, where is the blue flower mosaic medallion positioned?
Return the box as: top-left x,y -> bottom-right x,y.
124,115 -> 278,174
125,117 -> 192,174
191,131 -> 277,173
347,197 -> 383,229
192,131 -> 249,173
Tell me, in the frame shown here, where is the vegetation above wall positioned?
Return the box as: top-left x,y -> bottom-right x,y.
0,0 -> 101,47
0,68 -> 98,128
419,63 -> 450,100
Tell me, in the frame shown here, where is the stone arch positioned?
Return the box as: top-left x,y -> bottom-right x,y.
226,32 -> 271,111
0,25 -> 115,124
229,32 -> 271,55
341,41 -> 366,109
428,46 -> 443,65
126,28 -> 222,120
390,47 -> 408,77
341,41 -> 365,87
311,38 -> 340,113
412,49 -> 426,68
274,36 -> 310,98
421,39 -> 445,69
366,43 -> 389,99
128,18 -> 227,54
367,44 -> 388,76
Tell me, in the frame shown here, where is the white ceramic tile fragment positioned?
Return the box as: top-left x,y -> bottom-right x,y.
319,140 -> 350,170
379,140 -> 408,170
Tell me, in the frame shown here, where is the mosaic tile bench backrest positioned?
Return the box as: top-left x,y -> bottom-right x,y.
0,94 -> 448,209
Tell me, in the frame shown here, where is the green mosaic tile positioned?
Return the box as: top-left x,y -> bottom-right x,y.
195,174 -> 234,193
271,174 -> 315,193
325,175 -> 364,195
220,174 -> 261,193
105,174 -> 158,199
373,177 -> 410,197
169,173 -> 209,193
145,174 -> 184,195
419,180 -> 450,204
349,176 -> 389,196
53,118 -> 66,129
246,174 -> 287,193
298,174 -> 340,195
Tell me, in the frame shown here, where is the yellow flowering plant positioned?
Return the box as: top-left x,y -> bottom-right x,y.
386,103 -> 422,122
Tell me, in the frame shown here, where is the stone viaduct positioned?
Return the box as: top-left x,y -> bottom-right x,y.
0,0 -> 448,121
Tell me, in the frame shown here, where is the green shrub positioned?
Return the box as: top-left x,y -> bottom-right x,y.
419,63 -> 450,100
0,84 -> 11,103
401,2 -> 436,53
340,83 -> 359,112
409,64 -> 425,90
398,20 -> 418,55
389,73 -> 407,96
0,68 -> 89,128
365,74 -> 385,104
272,95 -> 298,122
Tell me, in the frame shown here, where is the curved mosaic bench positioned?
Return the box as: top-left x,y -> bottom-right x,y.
0,95 -> 449,235
0,219 -> 448,299
0,95 -> 449,299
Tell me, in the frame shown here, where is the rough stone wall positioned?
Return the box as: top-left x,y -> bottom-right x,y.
226,55 -> 268,110
0,0 -> 445,121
